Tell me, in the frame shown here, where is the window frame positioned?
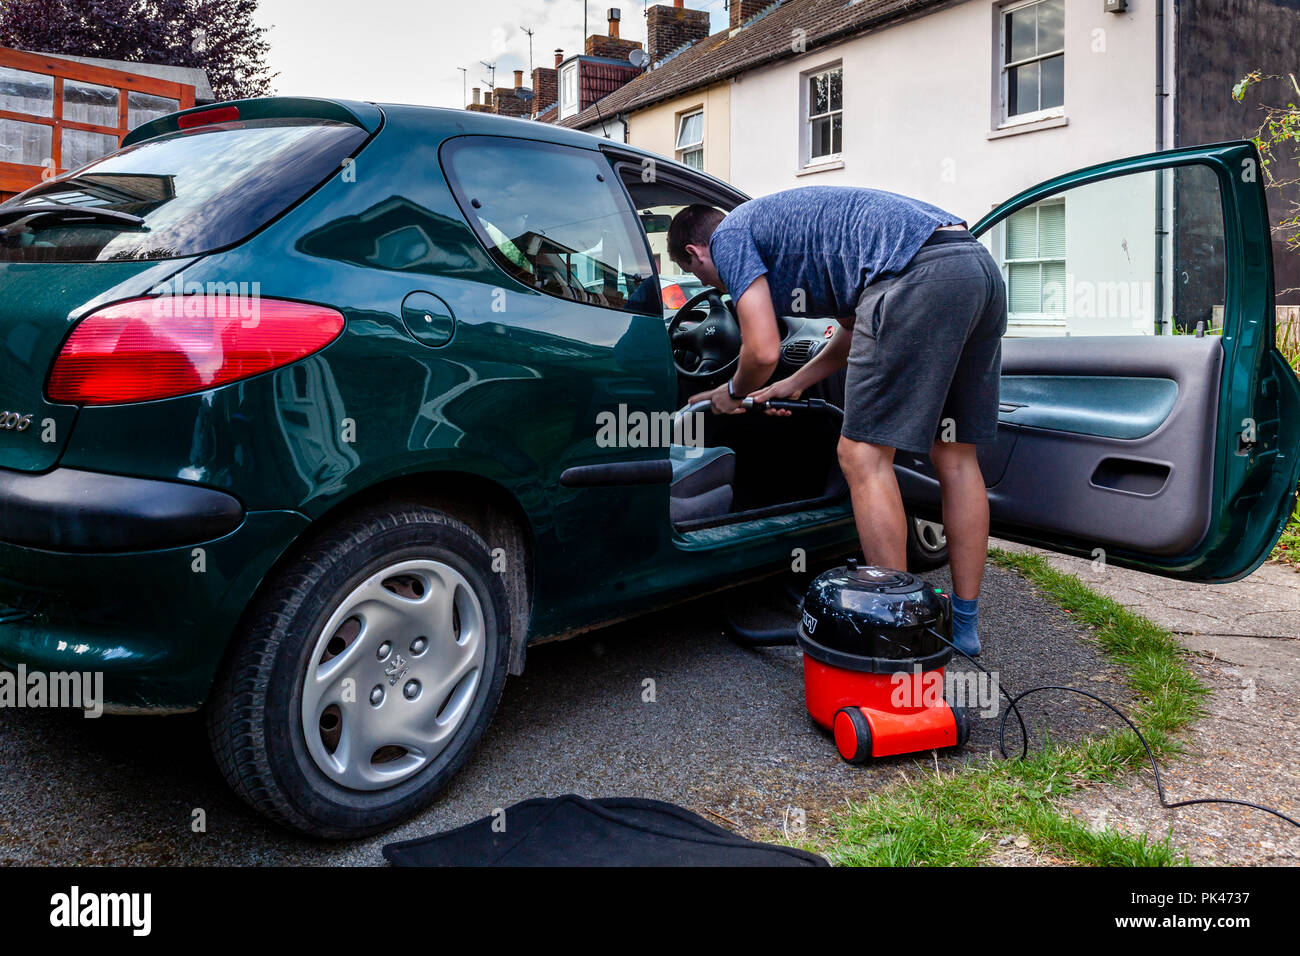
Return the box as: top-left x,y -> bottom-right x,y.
997,0 -> 1065,128
441,136 -> 662,316
801,62 -> 843,169
559,63 -> 579,119
674,108 -> 704,170
1001,197 -> 1067,332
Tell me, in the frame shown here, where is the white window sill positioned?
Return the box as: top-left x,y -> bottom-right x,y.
1006,318 -> 1068,337
796,158 -> 844,177
988,114 -> 1068,140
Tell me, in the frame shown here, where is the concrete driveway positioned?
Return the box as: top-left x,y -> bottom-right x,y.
0,562 -> 1133,865
1014,549 -> 1300,865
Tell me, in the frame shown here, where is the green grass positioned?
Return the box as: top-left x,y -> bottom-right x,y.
801,549 -> 1208,867
1271,494 -> 1300,566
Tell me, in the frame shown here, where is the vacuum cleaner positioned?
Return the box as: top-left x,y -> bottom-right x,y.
727,558 -> 970,763
799,561 -> 969,762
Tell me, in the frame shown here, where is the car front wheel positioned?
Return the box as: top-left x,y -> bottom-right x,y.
207,504 -> 511,838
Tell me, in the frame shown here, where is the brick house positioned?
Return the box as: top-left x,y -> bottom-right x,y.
551,9 -> 645,125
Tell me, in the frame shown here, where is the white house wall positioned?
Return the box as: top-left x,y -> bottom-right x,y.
728,0 -> 1159,229
727,0 -> 1165,335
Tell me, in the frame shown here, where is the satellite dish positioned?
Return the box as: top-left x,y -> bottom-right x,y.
518,87 -> 534,103
629,48 -> 648,68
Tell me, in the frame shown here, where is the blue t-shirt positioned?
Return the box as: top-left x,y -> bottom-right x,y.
709,186 -> 963,319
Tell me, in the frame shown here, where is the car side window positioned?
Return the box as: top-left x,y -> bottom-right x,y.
978,163 -> 1226,337
620,170 -> 736,314
442,136 -> 660,315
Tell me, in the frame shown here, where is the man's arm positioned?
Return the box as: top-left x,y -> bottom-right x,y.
787,322 -> 851,391
748,323 -> 851,415
688,276 -> 782,412
729,275 -> 783,395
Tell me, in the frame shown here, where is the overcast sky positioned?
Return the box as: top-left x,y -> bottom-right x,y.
256,0 -> 727,109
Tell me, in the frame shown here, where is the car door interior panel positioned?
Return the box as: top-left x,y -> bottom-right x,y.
896,336 -> 1223,557
998,374 -> 1180,440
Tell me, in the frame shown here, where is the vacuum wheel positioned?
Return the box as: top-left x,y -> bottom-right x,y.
833,707 -> 873,764
950,704 -> 972,748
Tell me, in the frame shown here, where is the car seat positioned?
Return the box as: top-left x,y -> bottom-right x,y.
669,445 -> 735,524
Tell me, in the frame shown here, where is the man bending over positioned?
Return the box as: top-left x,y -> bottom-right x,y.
667,187 -> 1007,655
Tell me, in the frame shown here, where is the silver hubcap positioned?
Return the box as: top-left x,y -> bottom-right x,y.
913,518 -> 948,553
301,559 -> 486,791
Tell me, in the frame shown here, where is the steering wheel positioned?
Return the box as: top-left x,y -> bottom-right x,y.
667,287 -> 742,379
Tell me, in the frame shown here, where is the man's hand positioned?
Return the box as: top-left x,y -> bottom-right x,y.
689,382 -> 745,415
748,377 -> 803,416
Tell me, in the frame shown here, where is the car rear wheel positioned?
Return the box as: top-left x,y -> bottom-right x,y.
905,514 -> 950,572
207,504 -> 510,838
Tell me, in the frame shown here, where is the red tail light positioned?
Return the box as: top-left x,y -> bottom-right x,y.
47,296 -> 345,405
177,105 -> 240,129
661,282 -> 687,310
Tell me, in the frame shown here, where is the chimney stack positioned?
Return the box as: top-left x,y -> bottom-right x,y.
531,64 -> 558,117
730,0 -> 769,30
585,6 -> 642,57
647,2 -> 711,65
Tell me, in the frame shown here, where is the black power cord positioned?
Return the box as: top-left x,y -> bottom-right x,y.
924,625 -> 1300,830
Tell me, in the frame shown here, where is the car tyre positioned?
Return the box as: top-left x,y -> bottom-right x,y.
207,503 -> 511,838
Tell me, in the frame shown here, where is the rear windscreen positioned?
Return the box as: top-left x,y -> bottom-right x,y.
0,118 -> 367,263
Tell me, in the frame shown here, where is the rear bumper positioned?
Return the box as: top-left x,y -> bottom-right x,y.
0,467 -> 244,551
0,475 -> 308,710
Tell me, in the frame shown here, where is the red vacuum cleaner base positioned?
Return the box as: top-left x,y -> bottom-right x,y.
804,656 -> 970,762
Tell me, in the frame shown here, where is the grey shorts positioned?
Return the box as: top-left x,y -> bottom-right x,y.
842,234 -> 1007,454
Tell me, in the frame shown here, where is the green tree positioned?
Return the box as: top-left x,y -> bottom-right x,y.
0,0 -> 274,101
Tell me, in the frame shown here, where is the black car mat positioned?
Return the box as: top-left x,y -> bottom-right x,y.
382,794 -> 828,867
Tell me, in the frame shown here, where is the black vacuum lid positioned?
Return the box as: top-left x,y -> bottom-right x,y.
798,562 -> 951,672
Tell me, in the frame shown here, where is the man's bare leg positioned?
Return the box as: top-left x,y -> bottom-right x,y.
928,440 -> 988,655
837,437 -> 907,570
927,440 -> 989,600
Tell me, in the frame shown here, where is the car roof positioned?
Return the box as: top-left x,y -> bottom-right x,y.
370,101 -> 745,200
126,96 -> 745,203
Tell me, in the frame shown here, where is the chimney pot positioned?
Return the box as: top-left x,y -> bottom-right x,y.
554,48 -> 563,67
471,87 -> 480,105
608,7 -> 620,38
513,69 -> 523,88
484,90 -> 493,108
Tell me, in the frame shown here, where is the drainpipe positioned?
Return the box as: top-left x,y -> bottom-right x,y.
1154,0 -> 1167,334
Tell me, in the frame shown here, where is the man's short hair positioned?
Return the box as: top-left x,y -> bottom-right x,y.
668,204 -> 726,265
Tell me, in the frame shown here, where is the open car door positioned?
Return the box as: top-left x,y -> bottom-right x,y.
895,141 -> 1300,582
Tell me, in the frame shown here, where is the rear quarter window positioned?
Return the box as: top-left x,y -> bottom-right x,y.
442,136 -> 660,316
0,118 -> 367,263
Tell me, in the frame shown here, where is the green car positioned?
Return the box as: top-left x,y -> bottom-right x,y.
0,97 -> 1295,837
